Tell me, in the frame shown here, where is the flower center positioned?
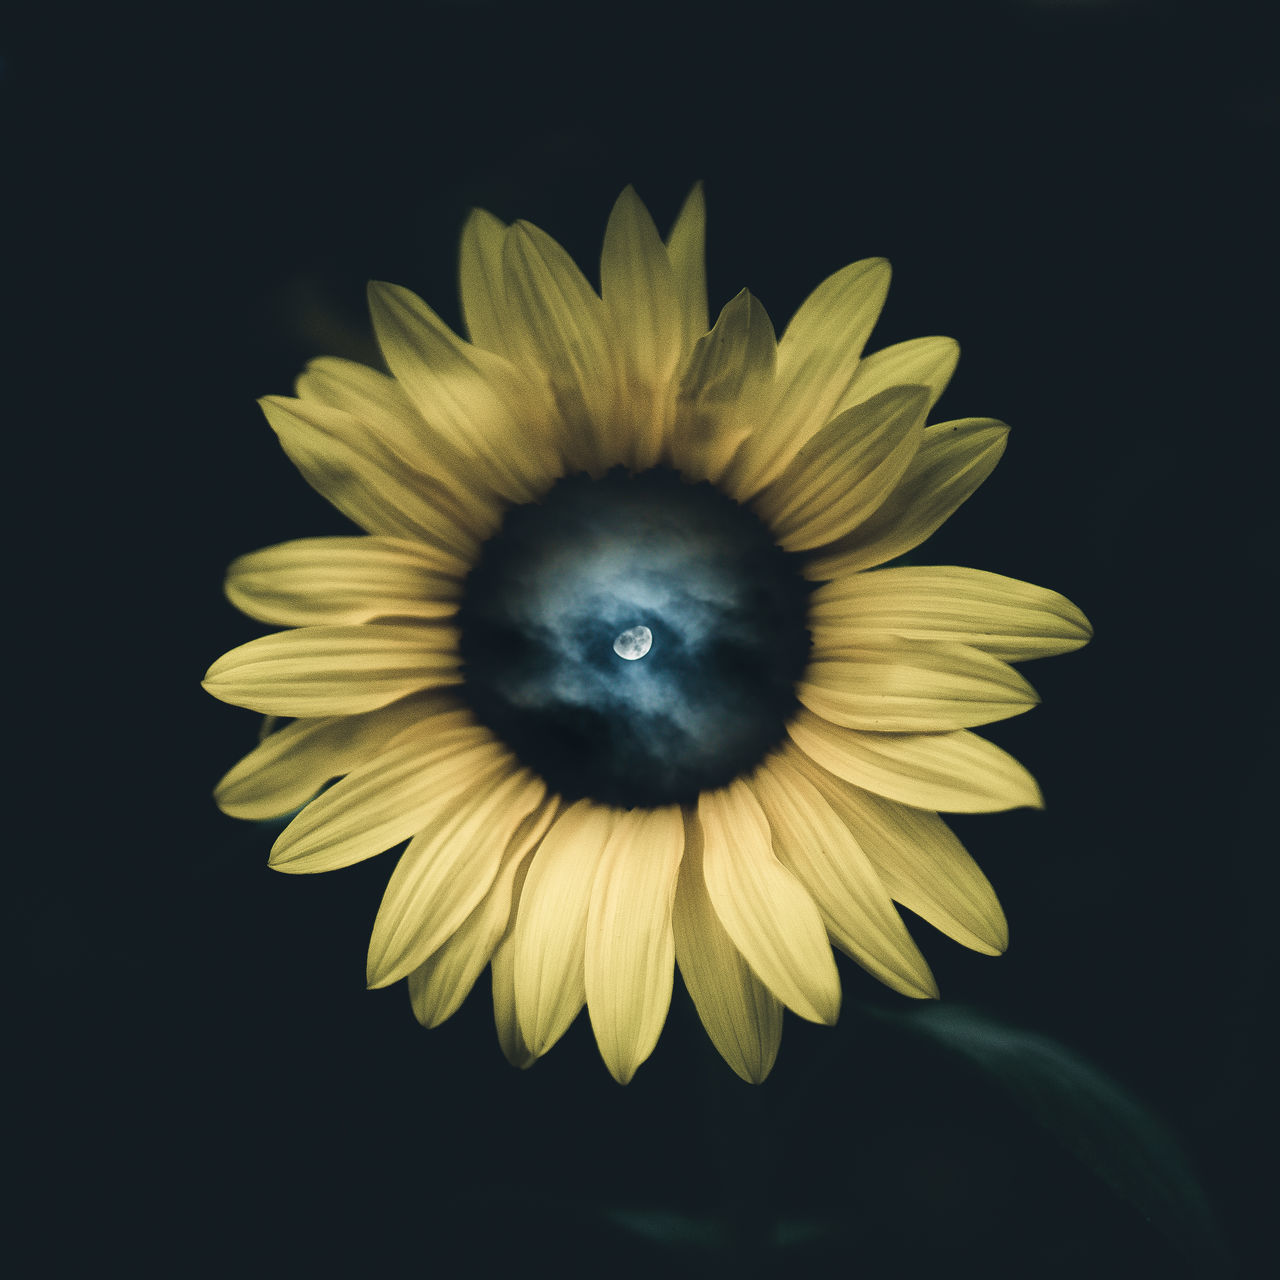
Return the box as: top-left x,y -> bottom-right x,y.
457,467 -> 811,807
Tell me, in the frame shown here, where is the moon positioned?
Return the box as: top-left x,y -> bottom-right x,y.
613,625 -> 653,661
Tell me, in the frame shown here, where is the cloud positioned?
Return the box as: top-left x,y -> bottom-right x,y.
458,469 -> 809,805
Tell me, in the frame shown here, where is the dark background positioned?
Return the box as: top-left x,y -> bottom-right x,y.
7,1 -> 1274,1275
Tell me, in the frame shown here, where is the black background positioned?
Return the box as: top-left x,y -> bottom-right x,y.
7,1 -> 1274,1275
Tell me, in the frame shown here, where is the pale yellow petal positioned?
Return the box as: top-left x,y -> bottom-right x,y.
751,755 -> 936,997
584,806 -> 685,1084
502,222 -> 618,472
295,356 -> 409,423
407,801 -> 558,1028
786,708 -> 1043,813
784,743 -> 1006,954
202,622 -> 461,718
731,257 -> 892,493
224,536 -> 464,628
672,809 -> 783,1084
268,713 -> 508,873
600,186 -> 683,468
834,335 -> 959,416
367,281 -> 562,501
458,206 -> 515,358
513,800 -> 617,1056
259,395 -> 488,558
746,386 -> 927,545
366,766 -> 547,990
698,781 -> 841,1024
810,565 -> 1092,661
798,639 -> 1039,731
294,356 -> 473,490
491,934 -> 537,1068
804,418 -> 1009,579
669,289 -> 776,484
665,182 -> 708,345
213,690 -> 445,820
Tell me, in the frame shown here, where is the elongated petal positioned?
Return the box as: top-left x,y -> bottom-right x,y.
670,289 -> 776,483
785,742 -> 1006,954
786,708 -> 1043,813
601,186 -> 683,391
268,713 -> 506,873
259,395 -> 487,557
458,206 -> 514,357
698,781 -> 841,1024
513,801 -> 618,1056
665,183 -> 708,345
203,623 -> 461,717
225,536 -> 464,627
810,565 -> 1092,661
408,801 -> 558,1027
834,335 -> 959,416
367,281 -> 562,502
503,222 -> 618,471
366,766 -> 547,989
751,754 -> 937,998
296,356 -> 410,423
747,386 -> 927,546
732,257 -> 892,492
294,356 -> 475,491
804,418 -> 1009,578
798,640 -> 1039,731
672,809 -> 783,1084
214,690 -> 444,820
491,929 -> 536,1069
585,806 -> 685,1084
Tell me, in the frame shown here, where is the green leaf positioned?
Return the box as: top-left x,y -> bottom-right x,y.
867,1003 -> 1226,1271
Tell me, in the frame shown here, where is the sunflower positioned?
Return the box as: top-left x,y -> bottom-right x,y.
204,187 -> 1090,1084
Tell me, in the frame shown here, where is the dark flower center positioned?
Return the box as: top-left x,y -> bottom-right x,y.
457,467 -> 811,807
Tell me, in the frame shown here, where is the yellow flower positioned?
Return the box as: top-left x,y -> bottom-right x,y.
204,187 -> 1090,1084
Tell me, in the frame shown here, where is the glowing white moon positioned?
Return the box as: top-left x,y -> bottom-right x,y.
613,625 -> 653,661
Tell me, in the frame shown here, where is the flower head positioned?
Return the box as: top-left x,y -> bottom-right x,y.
204,187 -> 1090,1083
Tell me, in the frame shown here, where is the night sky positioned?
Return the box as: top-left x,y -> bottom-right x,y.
7,2 -> 1273,1276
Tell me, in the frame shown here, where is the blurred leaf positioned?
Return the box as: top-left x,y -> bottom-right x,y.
866,1003 -> 1226,1272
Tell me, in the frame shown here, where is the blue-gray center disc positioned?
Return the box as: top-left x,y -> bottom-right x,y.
457,468 -> 812,808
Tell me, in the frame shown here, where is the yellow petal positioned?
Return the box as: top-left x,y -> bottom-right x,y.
810,565 -> 1092,661
513,800 -> 618,1056
785,742 -> 1007,954
833,335 -> 959,417
502,222 -> 619,472
584,806 -> 685,1084
366,766 -> 547,989
672,809 -> 783,1084
213,690 -> 444,820
294,356 -> 475,490
731,257 -> 892,493
268,713 -> 507,873
670,289 -> 776,484
750,754 -> 937,998
698,781 -> 841,1024
665,182 -> 709,346
747,386 -> 927,546
600,186 -> 683,467
786,708 -> 1043,813
202,622 -> 461,717
407,800 -> 558,1028
798,639 -> 1039,731
367,281 -> 561,501
804,418 -> 1009,578
458,206 -> 514,358
225,536 -> 465,628
259,394 -> 489,558
491,927 -> 536,1069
